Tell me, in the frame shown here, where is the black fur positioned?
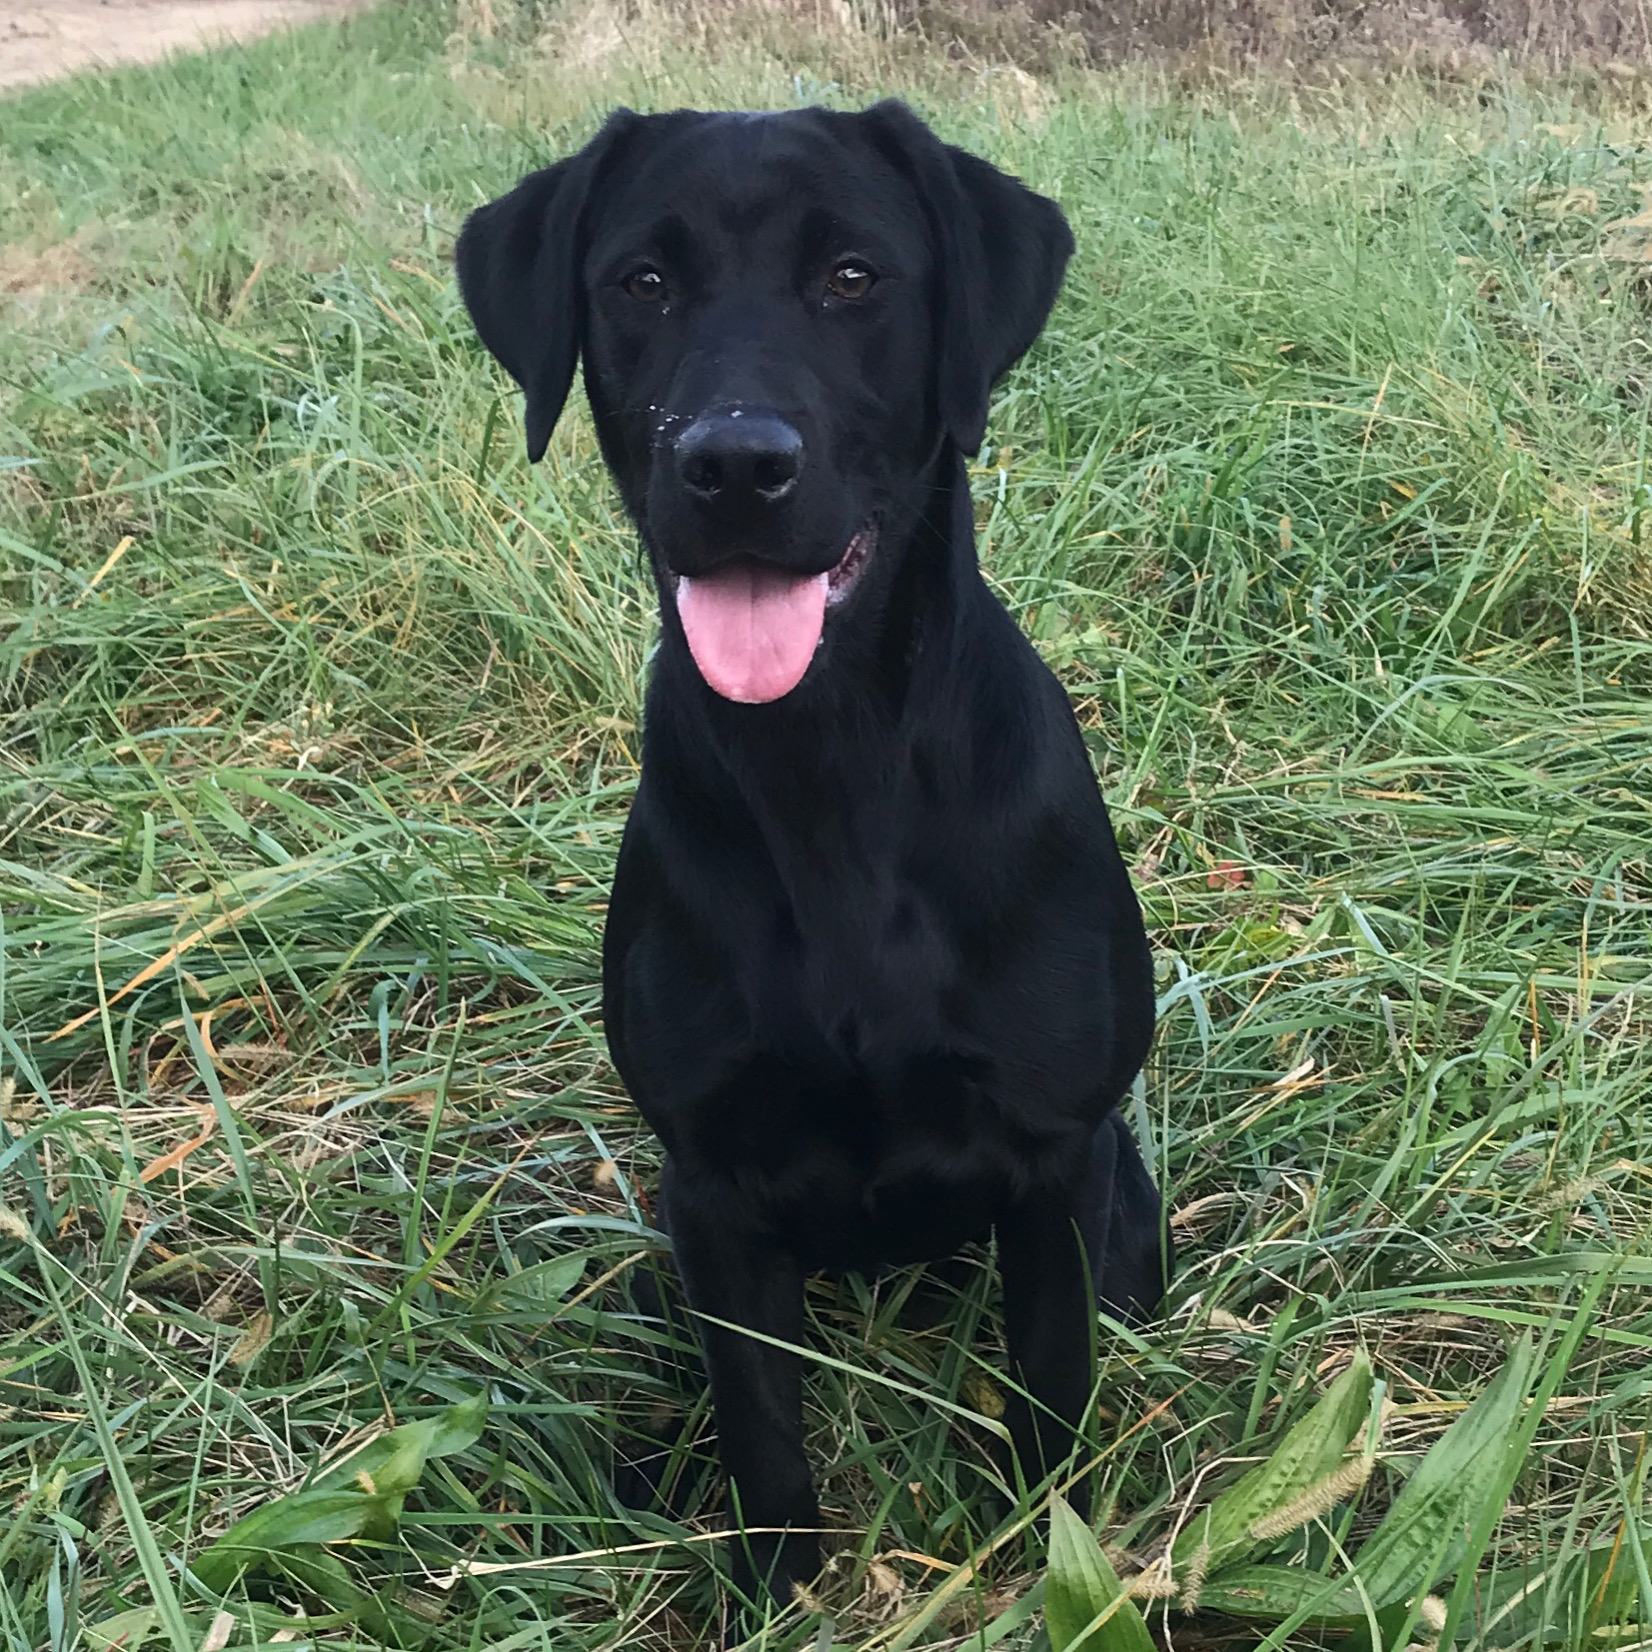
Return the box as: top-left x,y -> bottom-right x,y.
456,100 -> 1171,1613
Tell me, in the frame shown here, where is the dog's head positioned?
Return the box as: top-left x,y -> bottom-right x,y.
456,102 -> 1072,705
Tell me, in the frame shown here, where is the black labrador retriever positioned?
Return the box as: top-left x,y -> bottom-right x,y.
456,100 -> 1170,1610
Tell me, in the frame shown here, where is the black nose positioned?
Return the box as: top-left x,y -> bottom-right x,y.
674,410 -> 803,510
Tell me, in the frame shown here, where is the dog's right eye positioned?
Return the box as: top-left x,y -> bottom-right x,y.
826,261 -> 876,302
622,267 -> 667,303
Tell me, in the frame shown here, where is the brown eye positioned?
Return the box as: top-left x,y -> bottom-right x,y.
826,261 -> 876,301
623,267 -> 667,303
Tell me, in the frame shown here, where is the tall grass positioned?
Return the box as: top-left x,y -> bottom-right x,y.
1,3 -> 1649,1647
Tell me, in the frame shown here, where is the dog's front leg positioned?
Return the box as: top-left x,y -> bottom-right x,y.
995,1191 -> 1096,1518
667,1180 -> 820,1609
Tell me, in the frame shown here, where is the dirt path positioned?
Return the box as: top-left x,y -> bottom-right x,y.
1,0 -> 373,92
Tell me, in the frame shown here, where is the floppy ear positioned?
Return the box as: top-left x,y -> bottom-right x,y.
455,110 -> 640,462
863,100 -> 1074,456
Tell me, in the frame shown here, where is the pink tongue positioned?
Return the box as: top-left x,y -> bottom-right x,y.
676,563 -> 828,704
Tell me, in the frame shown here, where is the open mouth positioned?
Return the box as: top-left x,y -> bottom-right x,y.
673,520 -> 877,705
826,521 -> 875,607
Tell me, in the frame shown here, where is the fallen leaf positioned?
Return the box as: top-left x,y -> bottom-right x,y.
200,1610 -> 235,1652
229,1311 -> 273,1367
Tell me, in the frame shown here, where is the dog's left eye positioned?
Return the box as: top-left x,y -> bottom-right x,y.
623,267 -> 668,303
826,262 -> 876,301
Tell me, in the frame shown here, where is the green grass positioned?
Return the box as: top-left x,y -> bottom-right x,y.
2,3 -> 1651,1647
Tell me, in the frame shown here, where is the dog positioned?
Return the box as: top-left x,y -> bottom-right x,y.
456,99 -> 1170,1611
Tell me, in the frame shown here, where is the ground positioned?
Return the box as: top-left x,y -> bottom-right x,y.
0,0 -> 371,91
0,3 -> 1649,1650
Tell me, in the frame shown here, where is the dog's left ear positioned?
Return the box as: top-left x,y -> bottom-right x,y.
455,110 -> 640,462
862,101 -> 1074,457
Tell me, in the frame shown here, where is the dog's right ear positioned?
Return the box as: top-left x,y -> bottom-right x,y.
455,110 -> 640,462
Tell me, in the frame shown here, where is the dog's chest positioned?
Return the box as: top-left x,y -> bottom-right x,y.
610,740 -> 1118,1262
784,870 -> 950,1037
715,891 -> 1076,1266
726,1056 -> 1048,1268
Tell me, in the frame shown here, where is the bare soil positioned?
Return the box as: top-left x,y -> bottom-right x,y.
1,0 -> 372,91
